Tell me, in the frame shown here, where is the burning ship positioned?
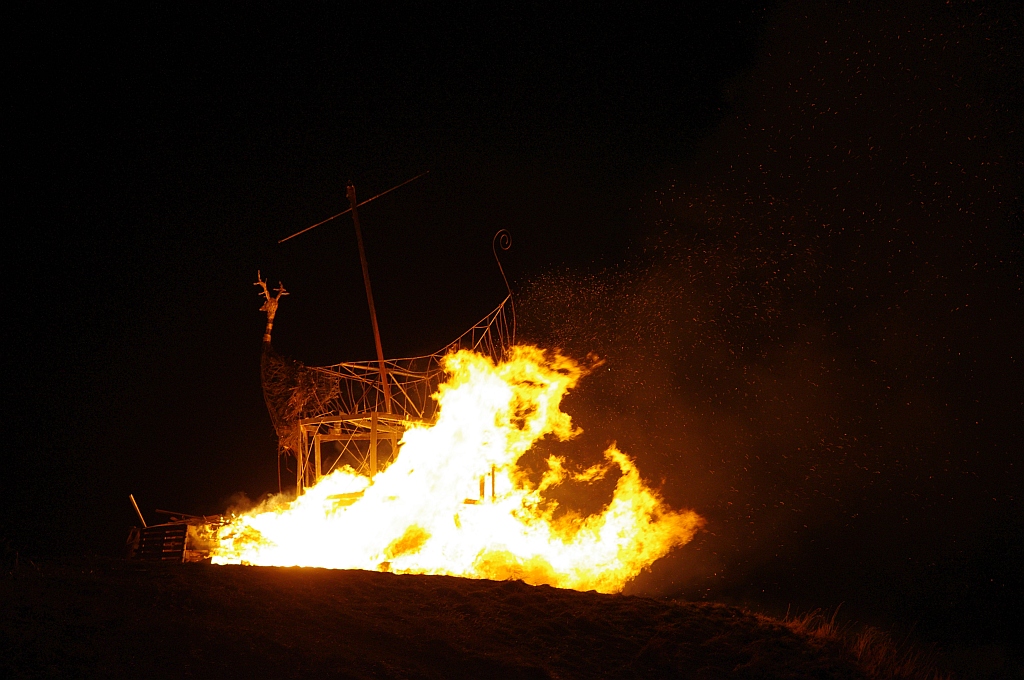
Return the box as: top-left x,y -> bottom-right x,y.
127,178 -> 513,560
128,179 -> 702,593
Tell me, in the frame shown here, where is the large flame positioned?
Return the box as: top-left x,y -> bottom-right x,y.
212,346 -> 702,593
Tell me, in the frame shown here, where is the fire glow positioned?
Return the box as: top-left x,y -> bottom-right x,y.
212,345 -> 702,593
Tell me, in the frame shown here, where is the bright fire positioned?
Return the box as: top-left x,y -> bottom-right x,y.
211,346 -> 702,593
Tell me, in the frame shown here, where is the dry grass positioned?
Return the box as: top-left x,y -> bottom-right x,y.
782,609 -> 949,680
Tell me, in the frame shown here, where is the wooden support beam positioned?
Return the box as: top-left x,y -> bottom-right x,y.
297,425 -> 306,496
317,433 -> 380,442
314,435 -> 322,480
298,412 -> 410,431
370,412 -> 378,477
154,509 -> 199,519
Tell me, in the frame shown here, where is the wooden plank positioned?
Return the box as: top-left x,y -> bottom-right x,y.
298,412 -> 414,428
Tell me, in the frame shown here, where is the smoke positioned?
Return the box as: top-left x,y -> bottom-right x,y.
517,230 -> 846,599
518,0 -> 1022,645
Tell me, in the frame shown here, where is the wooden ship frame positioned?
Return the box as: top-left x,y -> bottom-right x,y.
128,175 -> 515,561
259,283 -> 513,497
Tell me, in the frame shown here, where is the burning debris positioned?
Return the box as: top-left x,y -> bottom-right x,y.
214,342 -> 702,593
209,263 -> 702,592
125,500 -> 224,563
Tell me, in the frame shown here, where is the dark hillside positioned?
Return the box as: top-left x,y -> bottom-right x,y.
2,559 -> 866,679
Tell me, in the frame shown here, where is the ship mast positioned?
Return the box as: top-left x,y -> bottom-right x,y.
346,181 -> 392,413
273,171 -> 429,486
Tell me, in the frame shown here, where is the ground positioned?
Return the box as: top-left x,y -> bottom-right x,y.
1,557 -> 872,679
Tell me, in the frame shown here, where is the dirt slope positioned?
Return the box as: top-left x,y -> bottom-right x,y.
2,558 -> 866,679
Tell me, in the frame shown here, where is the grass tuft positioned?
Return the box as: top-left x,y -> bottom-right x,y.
782,609 -> 950,680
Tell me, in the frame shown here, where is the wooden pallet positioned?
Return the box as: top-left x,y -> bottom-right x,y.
129,523 -> 187,562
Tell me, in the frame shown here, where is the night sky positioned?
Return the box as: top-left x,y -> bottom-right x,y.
5,0 -> 1022,664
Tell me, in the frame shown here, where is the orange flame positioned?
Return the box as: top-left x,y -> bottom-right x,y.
211,346 -> 702,593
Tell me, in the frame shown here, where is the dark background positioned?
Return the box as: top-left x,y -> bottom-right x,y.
4,1 -> 1021,673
